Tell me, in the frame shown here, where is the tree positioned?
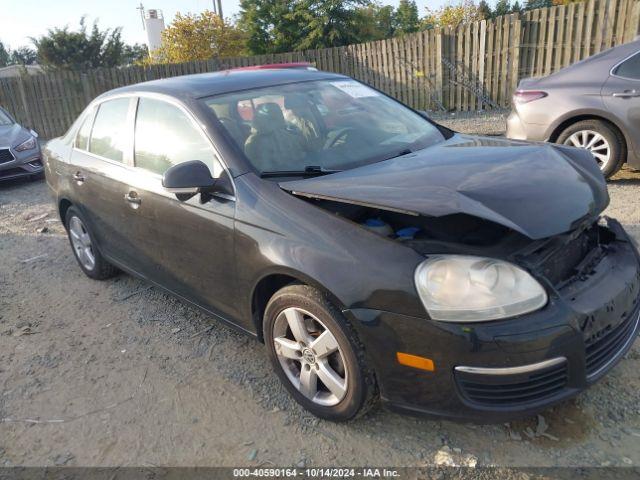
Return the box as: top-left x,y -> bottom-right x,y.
423,0 -> 481,29
477,0 -> 493,19
395,0 -> 420,34
292,0 -> 368,50
10,47 -> 38,65
0,41 -> 10,67
511,1 -> 523,13
152,11 -> 245,63
122,44 -> 148,65
353,3 -> 396,42
524,0 -> 552,9
494,0 -> 511,16
237,0 -> 302,55
32,17 -> 141,70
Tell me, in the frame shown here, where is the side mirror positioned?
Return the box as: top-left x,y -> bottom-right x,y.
162,160 -> 216,201
29,129 -> 39,138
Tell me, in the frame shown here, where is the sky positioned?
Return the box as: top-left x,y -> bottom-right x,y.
0,0 -> 450,49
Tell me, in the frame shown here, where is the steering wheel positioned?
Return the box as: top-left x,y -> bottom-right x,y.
325,127 -> 357,149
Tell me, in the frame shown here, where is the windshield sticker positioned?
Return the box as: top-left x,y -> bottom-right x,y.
331,81 -> 380,98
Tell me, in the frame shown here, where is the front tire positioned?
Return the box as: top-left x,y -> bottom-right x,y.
264,284 -> 377,421
65,206 -> 118,280
557,119 -> 625,178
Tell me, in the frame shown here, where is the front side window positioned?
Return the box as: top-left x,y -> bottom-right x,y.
614,52 -> 640,79
89,98 -> 131,162
134,97 -> 222,177
203,79 -> 444,176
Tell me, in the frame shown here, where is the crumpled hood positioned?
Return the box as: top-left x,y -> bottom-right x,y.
0,124 -> 26,148
280,134 -> 609,240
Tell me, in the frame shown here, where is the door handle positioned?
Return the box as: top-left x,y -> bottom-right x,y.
72,171 -> 85,183
124,191 -> 142,208
612,90 -> 640,97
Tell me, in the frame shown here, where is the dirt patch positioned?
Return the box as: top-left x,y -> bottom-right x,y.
0,164 -> 639,468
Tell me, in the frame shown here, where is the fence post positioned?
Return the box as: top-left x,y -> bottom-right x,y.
16,76 -> 33,128
510,13 -> 522,103
81,74 -> 92,105
625,1 -> 640,42
435,28 -> 443,109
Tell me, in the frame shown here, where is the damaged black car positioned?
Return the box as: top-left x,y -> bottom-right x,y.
43,68 -> 640,422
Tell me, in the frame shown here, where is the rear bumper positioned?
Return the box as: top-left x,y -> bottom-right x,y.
506,110 -> 550,142
346,220 -> 640,422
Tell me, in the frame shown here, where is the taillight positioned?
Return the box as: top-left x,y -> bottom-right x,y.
513,90 -> 548,104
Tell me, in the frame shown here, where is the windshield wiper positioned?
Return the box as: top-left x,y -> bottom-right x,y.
260,166 -> 342,178
382,148 -> 413,162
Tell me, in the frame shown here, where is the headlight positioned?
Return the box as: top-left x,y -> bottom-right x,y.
14,136 -> 36,152
414,255 -> 547,322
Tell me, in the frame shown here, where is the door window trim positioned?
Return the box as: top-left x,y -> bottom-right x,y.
610,50 -> 640,81
72,91 -> 236,199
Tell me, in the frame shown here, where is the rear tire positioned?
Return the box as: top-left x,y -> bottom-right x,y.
263,284 -> 377,421
65,206 -> 119,280
557,119 -> 625,178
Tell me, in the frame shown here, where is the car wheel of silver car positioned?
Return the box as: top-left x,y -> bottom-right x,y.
557,120 -> 625,179
263,284 -> 378,421
65,206 -> 119,280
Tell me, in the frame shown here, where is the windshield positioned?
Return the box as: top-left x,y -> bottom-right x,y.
0,109 -> 13,126
203,79 -> 444,175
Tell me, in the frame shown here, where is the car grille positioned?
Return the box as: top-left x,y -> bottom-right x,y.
455,360 -> 568,407
0,148 -> 14,164
584,310 -> 639,378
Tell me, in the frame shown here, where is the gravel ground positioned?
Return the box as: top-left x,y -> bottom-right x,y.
0,125 -> 639,471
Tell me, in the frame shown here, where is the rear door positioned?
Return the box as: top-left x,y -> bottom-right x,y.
602,51 -> 640,162
68,96 -> 138,266
119,96 -> 239,320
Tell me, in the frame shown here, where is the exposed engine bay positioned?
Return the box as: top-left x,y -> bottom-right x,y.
297,195 -> 622,288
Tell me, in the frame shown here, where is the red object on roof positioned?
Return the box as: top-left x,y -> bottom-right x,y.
230,62 -> 316,71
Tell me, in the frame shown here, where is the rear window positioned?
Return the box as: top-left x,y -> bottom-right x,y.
614,52 -> 640,79
89,98 -> 131,162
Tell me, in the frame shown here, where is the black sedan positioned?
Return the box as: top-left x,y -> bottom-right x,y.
43,68 -> 640,422
0,106 -> 43,181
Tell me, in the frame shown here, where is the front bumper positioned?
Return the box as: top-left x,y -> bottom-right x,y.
346,220 -> 640,422
0,147 -> 44,181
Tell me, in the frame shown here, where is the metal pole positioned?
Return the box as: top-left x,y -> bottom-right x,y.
216,0 -> 223,18
211,0 -> 217,14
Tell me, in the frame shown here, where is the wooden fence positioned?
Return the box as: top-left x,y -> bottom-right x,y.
1,0 -> 639,139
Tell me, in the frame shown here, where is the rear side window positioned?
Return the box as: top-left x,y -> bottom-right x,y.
614,52 -> 640,79
89,98 -> 131,162
75,109 -> 94,150
134,97 -> 222,177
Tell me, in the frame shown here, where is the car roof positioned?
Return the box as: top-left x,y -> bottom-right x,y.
100,68 -> 347,101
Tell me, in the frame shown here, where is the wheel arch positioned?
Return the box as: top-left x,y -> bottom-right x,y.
250,267 -> 347,343
548,112 -> 628,161
58,198 -> 73,227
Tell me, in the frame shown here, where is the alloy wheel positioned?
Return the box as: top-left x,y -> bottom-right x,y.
272,307 -> 347,406
563,130 -> 611,171
69,216 -> 95,271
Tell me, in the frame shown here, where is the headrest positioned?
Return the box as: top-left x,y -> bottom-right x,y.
252,103 -> 285,133
284,94 -> 311,111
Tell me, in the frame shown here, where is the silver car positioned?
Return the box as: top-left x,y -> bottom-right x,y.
0,106 -> 43,182
507,39 -> 640,178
